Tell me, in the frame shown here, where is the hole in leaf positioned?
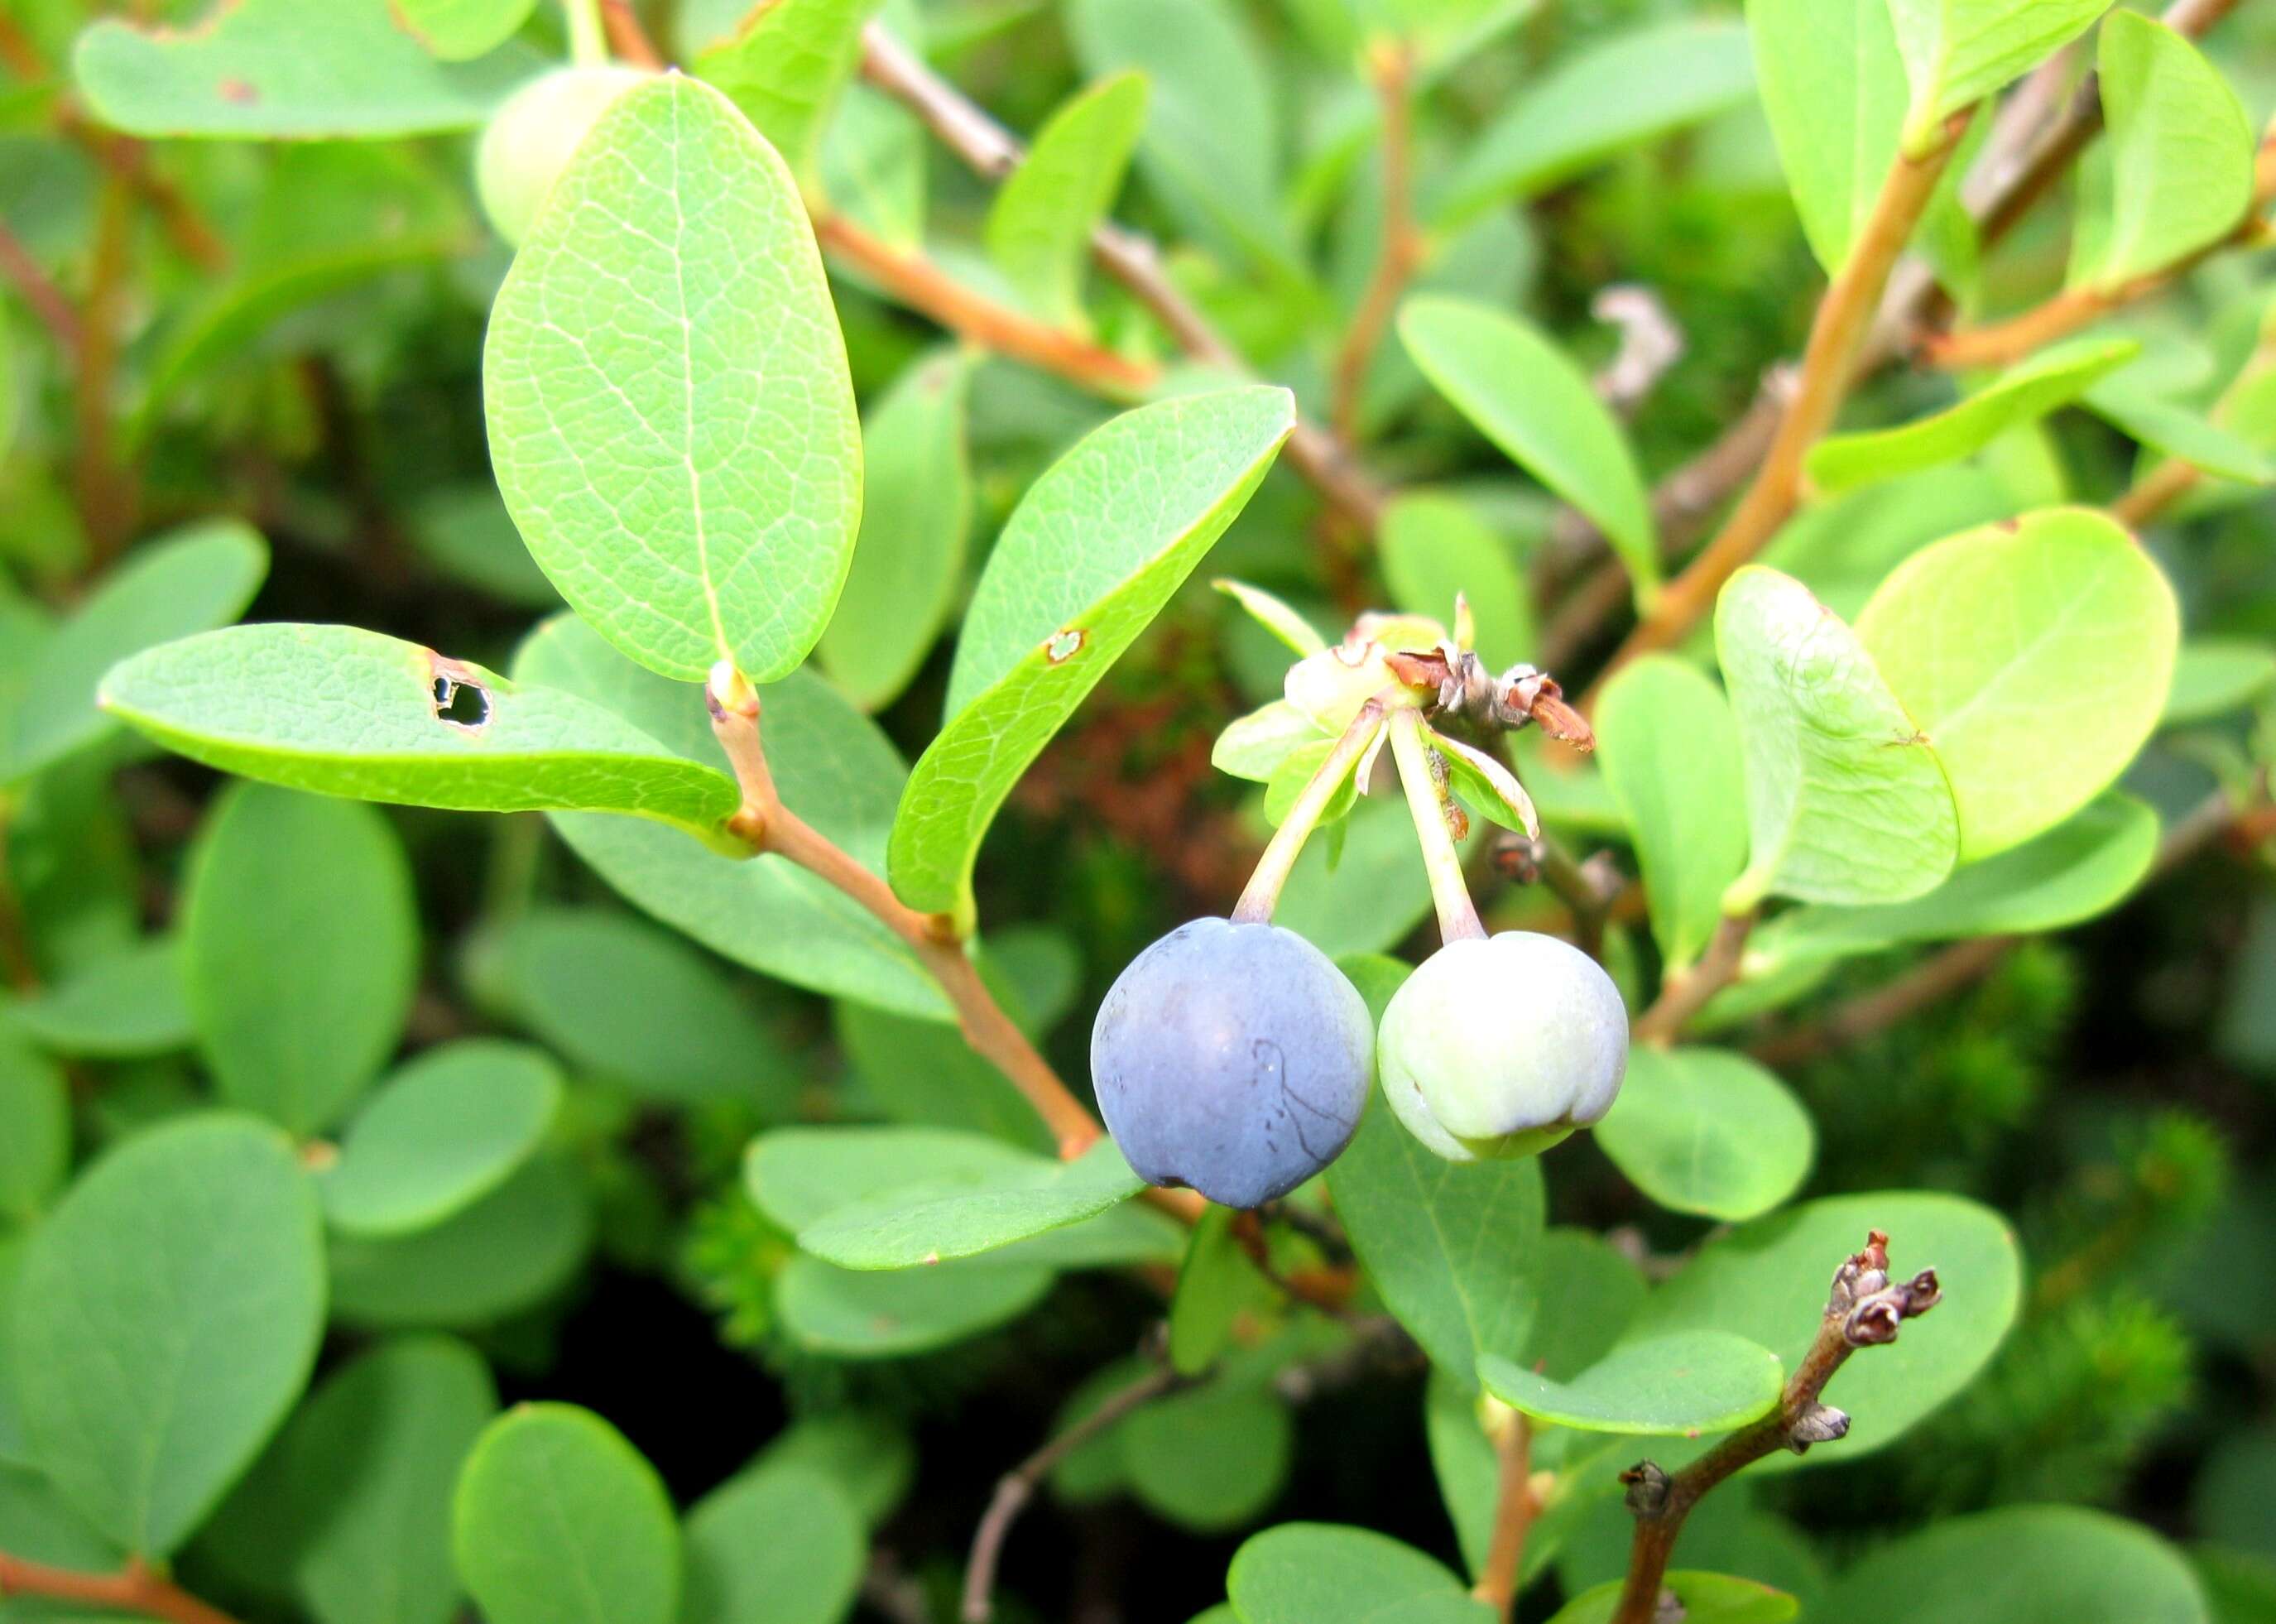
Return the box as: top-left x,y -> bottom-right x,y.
429,665 -> 492,730
1044,628 -> 1085,664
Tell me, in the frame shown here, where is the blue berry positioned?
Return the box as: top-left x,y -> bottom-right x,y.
1092,917 -> 1374,1208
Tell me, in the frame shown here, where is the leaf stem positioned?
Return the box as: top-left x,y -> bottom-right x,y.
1470,1410 -> 1535,1620
561,0 -> 607,65
1632,909 -> 1755,1045
1587,110 -> 1976,698
1330,37 -> 1422,448
1387,709 -> 1486,944
1232,702 -> 1386,925
0,1554 -> 242,1624
1609,1232 -> 1942,1624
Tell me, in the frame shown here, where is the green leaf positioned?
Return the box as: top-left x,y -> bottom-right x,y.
1400,298 -> 1655,599
1066,0 -> 1304,291
393,0 -> 539,60
1596,1048 -> 1814,1223
1635,1190 -> 2021,1465
2084,381 -> 2275,484
180,785 -> 417,1136
407,485 -> 560,610
485,74 -> 862,683
1716,566 -> 1958,909
834,997 -> 1057,1152
102,624 -> 740,841
473,907 -> 795,1108
2070,10 -> 2253,292
751,1412 -> 914,1530
1857,507 -> 2179,859
318,1041 -> 562,1239
0,1028 -> 67,1227
74,0 -> 542,137
891,387 -> 1294,915
1549,1571 -> 1798,1624
1806,339 -> 2139,493
14,1114 -> 324,1556
694,0 -> 884,181
1827,1505 -> 2206,1623
6,519 -> 266,783
1886,0 -> 2110,151
1213,701 -> 1327,786
1479,1330 -> 1784,1436
1274,800 -> 1453,958
2,938 -> 191,1059
1124,1382 -> 1293,1531
329,1155 -> 593,1329
1432,19 -> 1755,229
1216,580 -> 1330,659
820,84 -> 927,248
1227,1524 -> 1493,1624
794,1138 -> 1146,1269
511,615 -> 945,1019
1747,0 -> 1908,275
2166,639 -> 2276,724
1326,1033 -> 1548,1385
1750,792 -> 2158,969
454,1405 -> 680,1624
986,73 -> 1147,329
1595,656 -> 1749,972
1517,1229 -> 1651,1386
774,1253 -> 1053,1357
1168,1206 -> 1275,1377
1380,492 -> 1534,669
683,1463 -> 867,1624
817,349 -> 975,712
204,1337 -> 497,1624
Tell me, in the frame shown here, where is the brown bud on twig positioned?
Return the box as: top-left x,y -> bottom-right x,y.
1621,1461 -> 1672,1515
1829,1231 -> 1940,1346
1789,1401 -> 1850,1452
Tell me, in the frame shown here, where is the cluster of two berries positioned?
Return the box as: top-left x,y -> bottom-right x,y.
1093,916 -> 1628,1209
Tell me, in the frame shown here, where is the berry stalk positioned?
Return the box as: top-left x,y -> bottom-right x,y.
1387,709 -> 1486,944
1231,699 -> 1387,925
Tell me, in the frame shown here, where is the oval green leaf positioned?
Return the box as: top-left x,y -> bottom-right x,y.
484,74 -> 862,682
1634,1190 -> 2021,1466
0,1029 -> 68,1226
1887,0 -> 2109,151
891,387 -> 1294,915
1827,1504 -> 2207,1624
1550,1571 -> 1798,1624
1857,507 -> 2179,859
774,1254 -> 1054,1357
693,0 -> 881,180
1227,1523 -> 1493,1624
1596,1047 -> 1815,1223
454,1404 -> 679,1624
3,938 -> 191,1059
103,623 -> 740,841
1716,566 -> 1958,909
1125,1382 -> 1293,1531
395,0 -> 540,60
329,1155 -> 593,1330
1400,296 -> 1656,599
1749,0 -> 1908,276
1481,1330 -> 1784,1437
14,1113 -> 324,1556
1380,492 -> 1534,670
319,1040 -> 563,1238
985,73 -> 1148,329
793,1136 -> 1145,1269
683,1462 -> 867,1624
2166,638 -> 2276,724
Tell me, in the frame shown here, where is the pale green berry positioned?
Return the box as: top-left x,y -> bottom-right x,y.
475,66 -> 651,247
1378,931 -> 1628,1162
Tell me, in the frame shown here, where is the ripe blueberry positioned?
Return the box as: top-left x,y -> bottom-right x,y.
1378,931 -> 1627,1162
476,66 -> 651,247
1092,917 -> 1374,1208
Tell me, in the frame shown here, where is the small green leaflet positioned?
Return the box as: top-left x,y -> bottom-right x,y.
453,1405 -> 679,1624
393,0 -> 539,60
1124,1381 -> 1294,1531
14,1114 -> 325,1557
2071,10 -> 2254,294
1228,1524 -> 1493,1624
103,623 -> 742,844
695,0 -> 885,182
1827,1504 -> 2206,1624
793,1138 -> 1146,1269
1748,0 -> 1909,276
485,75 -> 862,683
817,349 -> 976,713
7,518 -> 266,784
1595,1047 -> 1814,1223
1715,567 -> 1957,909
890,387 -> 1295,916
1477,1330 -> 1785,1436
1595,656 -> 1749,972
1806,338 -> 2139,494
74,0 -> 542,137
1400,297 -> 1657,602
1886,0 -> 2110,153
987,73 -> 1148,330
1856,507 -> 2178,860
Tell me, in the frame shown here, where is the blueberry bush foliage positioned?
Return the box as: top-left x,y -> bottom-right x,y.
2,0 -> 2274,1621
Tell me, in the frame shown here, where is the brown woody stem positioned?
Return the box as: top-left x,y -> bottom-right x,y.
1470,1411 -> 1536,1619
1330,39 -> 1421,447
1632,910 -> 1755,1045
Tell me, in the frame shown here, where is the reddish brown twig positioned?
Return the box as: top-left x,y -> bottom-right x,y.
1634,910 -> 1756,1044
1609,1232 -> 1942,1624
0,216 -> 81,354
599,0 -> 664,67
1470,1412 -> 1537,1620
0,1554 -> 242,1624
1331,39 -> 1421,447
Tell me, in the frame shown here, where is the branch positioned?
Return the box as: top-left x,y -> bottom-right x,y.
1589,113 -> 1975,694
1633,910 -> 1755,1045
1608,1232 -> 1942,1624
815,213 -> 1159,396
960,1362 -> 1191,1622
0,1554 -> 242,1624
856,23 -> 1390,534
2110,457 -> 2203,528
0,214 -> 81,355
598,0 -> 664,68
1330,39 -> 1420,446
1470,1411 -> 1537,1621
